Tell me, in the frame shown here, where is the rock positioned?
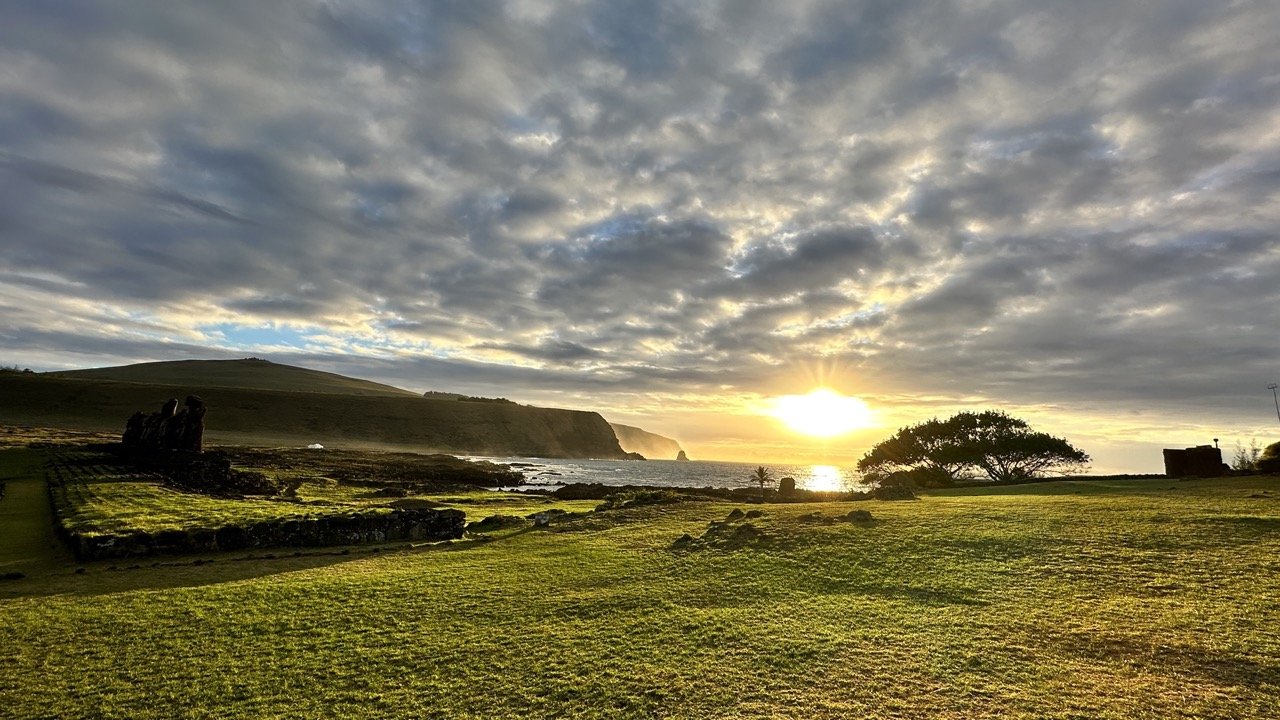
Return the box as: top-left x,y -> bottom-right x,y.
726,508 -> 745,521
799,511 -> 825,523
745,509 -> 764,519
778,477 -> 796,497
872,484 -> 917,500
676,450 -> 690,462
845,509 -> 873,522
468,514 -> 528,532
672,533 -> 696,548
528,509 -> 568,527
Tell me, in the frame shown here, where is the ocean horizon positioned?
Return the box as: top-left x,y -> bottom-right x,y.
468,456 -> 873,494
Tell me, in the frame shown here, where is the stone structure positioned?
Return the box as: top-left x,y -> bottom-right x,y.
122,395 -> 205,452
65,508 -> 467,561
777,476 -> 796,497
1162,445 -> 1228,477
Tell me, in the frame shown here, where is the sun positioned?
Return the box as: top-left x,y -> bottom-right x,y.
769,388 -> 874,438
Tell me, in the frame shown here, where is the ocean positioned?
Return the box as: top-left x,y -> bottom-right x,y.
470,456 -> 873,493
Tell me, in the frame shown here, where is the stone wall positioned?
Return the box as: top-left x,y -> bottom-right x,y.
66,507 -> 466,561
1162,446 -> 1227,477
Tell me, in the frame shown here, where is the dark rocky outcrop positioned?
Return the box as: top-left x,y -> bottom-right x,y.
676,450 -> 689,462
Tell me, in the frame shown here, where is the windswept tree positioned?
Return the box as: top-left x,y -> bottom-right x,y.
858,411 -> 1089,484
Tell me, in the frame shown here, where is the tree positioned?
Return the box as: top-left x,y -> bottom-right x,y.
858,411 -> 1089,484
750,465 -> 773,502
1232,439 -> 1261,472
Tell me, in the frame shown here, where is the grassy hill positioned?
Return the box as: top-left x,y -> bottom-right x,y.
0,362 -> 628,458
47,358 -> 418,397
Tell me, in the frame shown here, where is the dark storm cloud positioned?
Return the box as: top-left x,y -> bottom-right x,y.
3,0 -> 1280,446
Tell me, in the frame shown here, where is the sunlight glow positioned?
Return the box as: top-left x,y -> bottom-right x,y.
806,465 -> 843,492
769,388 -> 874,438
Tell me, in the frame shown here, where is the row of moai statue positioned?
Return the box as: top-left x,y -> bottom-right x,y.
122,395 -> 206,452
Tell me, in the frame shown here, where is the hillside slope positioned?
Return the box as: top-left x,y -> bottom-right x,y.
48,359 -> 417,397
0,371 -> 628,458
610,423 -> 684,460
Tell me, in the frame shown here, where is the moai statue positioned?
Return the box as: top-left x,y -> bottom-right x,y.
181,395 -> 206,452
154,398 -> 179,448
122,411 -> 147,446
778,476 -> 797,497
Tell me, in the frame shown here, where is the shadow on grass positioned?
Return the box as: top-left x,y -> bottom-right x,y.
0,529 -> 534,600
1056,631 -> 1280,689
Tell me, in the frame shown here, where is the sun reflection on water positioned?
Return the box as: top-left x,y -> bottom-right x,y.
804,465 -> 844,492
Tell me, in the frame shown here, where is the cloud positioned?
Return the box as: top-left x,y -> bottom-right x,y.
3,0 -> 1280,469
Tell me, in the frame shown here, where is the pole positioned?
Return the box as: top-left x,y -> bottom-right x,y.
1270,384 -> 1280,425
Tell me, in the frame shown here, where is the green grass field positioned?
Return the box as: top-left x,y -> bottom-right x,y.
2,446 -> 1278,718
39,446 -> 592,540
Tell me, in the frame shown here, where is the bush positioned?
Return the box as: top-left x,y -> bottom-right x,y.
871,484 -> 917,501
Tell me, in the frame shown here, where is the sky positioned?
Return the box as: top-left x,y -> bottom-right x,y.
2,1 -> 1279,472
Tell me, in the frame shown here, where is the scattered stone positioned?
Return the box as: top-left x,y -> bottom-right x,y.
672,533 -> 696,548
799,511 -> 825,523
726,508 -> 745,521
745,510 -> 764,519
845,509 -> 873,522
468,514 -> 528,532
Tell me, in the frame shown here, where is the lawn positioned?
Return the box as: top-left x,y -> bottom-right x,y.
2,447 -> 1278,718
39,446 -> 584,541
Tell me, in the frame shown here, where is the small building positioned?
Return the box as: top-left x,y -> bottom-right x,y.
1162,445 -> 1227,477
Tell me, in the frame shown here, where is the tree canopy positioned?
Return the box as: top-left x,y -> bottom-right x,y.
857,411 -> 1089,484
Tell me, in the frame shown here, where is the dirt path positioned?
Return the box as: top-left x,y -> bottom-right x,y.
0,448 -> 72,574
